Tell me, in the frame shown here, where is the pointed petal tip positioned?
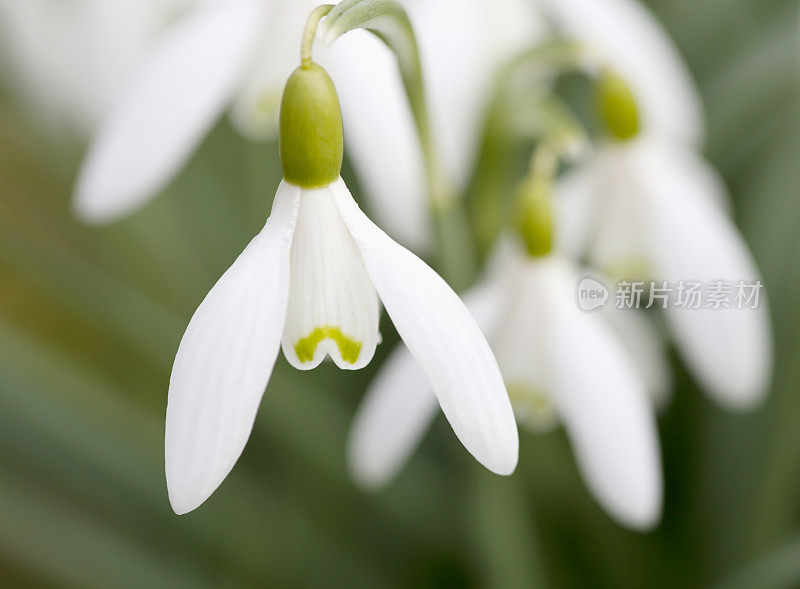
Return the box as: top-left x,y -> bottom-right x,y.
168,494 -> 198,516
72,161 -> 149,225
488,454 -> 518,477
620,499 -> 662,532
72,194 -> 124,226
476,428 -> 519,477
71,177 -> 115,226
347,454 -> 391,492
167,480 -> 210,516
707,374 -> 772,412
599,456 -> 663,532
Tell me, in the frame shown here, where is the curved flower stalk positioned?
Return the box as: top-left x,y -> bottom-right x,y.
554,72 -> 773,409
0,0 -> 194,136
165,37 -> 518,514
349,151 -> 663,531
73,0 -> 542,253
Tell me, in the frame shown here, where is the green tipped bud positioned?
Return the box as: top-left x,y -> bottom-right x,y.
596,71 -> 640,141
279,62 -> 343,188
514,174 -> 553,258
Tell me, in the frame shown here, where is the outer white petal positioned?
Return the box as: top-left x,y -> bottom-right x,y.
538,0 -> 704,144
331,179 -> 518,475
165,181 -> 300,515
281,183 -> 380,371
544,257 -> 662,530
229,0 -> 317,140
74,0 -> 263,223
599,304 -> 672,407
635,139 -> 773,408
82,0 -> 200,128
319,30 -> 429,251
348,278 -> 506,488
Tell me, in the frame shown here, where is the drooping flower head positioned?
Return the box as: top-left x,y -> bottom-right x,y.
165,12 -> 518,514
557,69 -> 773,408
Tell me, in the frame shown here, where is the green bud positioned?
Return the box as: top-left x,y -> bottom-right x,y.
279,62 -> 343,188
514,174 -> 553,258
596,71 -> 640,141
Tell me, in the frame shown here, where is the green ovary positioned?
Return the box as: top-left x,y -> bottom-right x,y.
294,326 -> 362,365
596,72 -> 640,141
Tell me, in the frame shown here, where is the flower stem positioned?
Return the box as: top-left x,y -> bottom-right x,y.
301,5 -> 334,67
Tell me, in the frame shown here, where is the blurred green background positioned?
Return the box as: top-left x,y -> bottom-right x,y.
0,0 -> 799,587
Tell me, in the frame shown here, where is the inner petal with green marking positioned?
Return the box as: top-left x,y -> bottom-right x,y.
280,186 -> 380,371
294,326 -> 362,365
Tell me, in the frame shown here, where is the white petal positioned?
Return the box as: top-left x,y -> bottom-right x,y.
281,183 -> 380,371
648,132 -> 732,214
554,161 -> 600,260
74,0 -> 263,223
589,145 -> 653,278
0,0 -> 175,134
599,304 -> 672,408
538,0 -> 704,145
319,30 -> 429,251
348,347 -> 439,489
491,256 -> 560,432
348,278 -> 506,488
636,139 -> 773,408
165,181 -> 300,515
229,0 -> 317,140
331,179 -> 518,475
544,257 -> 662,530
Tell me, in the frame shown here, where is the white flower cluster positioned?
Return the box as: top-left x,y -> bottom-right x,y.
0,0 -> 772,531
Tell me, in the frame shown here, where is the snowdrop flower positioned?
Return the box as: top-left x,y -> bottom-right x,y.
165,51 -> 518,514
536,0 -> 704,145
73,0 -> 542,251
556,73 -> 772,409
541,0 -> 771,407
0,0 -> 193,136
350,172 -> 662,530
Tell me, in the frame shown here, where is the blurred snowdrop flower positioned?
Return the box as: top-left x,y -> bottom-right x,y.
556,72 -> 772,409
73,0 -> 542,250
166,58 -> 518,514
0,0 -> 193,136
540,0 -> 770,409
537,0 -> 704,145
350,175 -> 662,531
